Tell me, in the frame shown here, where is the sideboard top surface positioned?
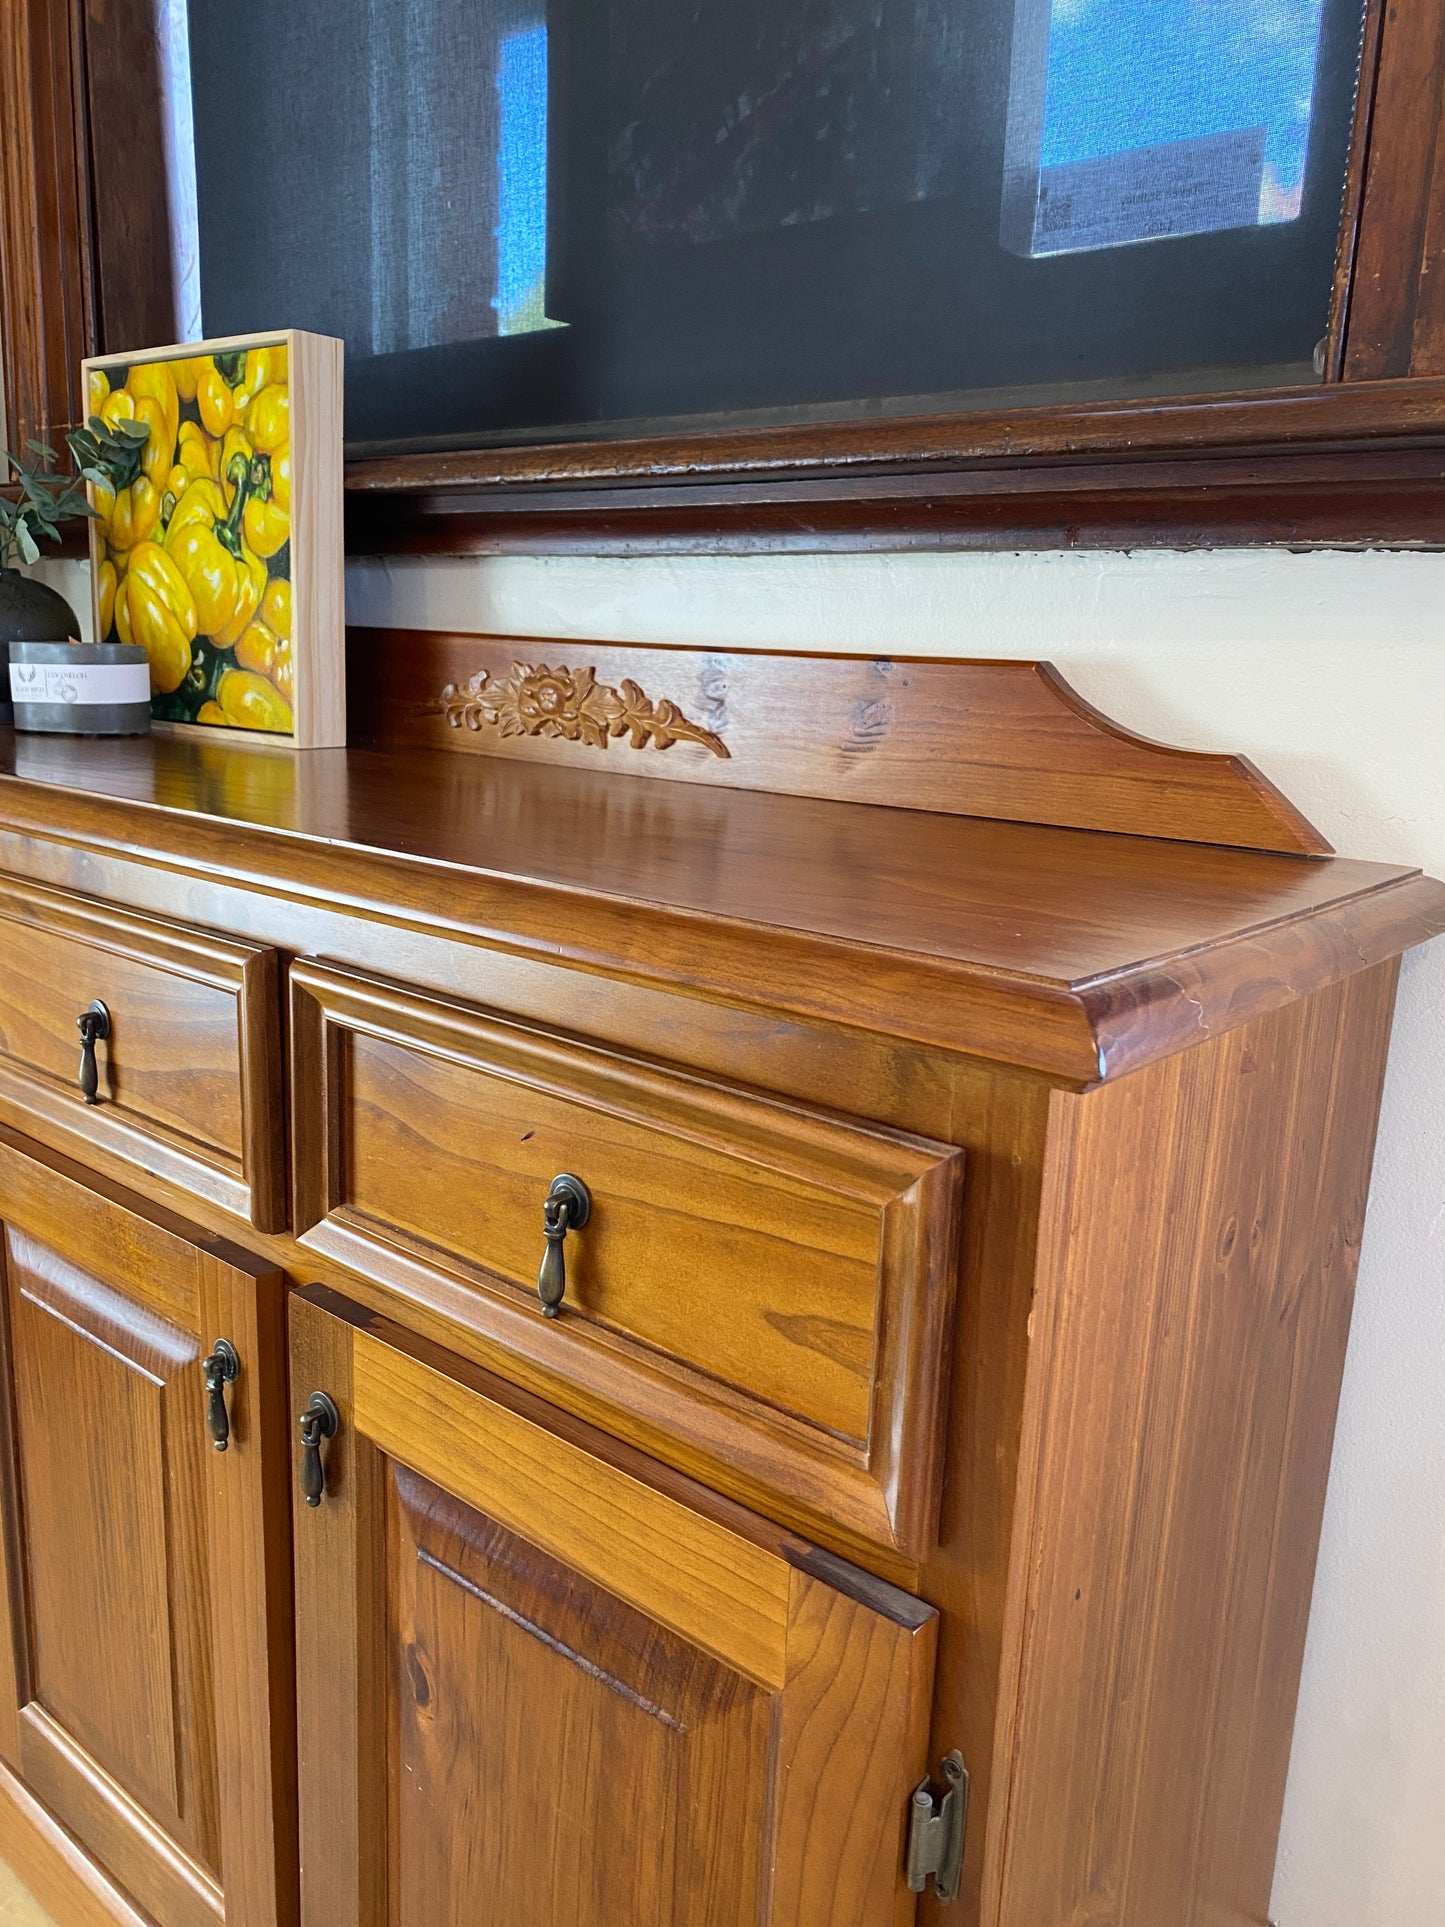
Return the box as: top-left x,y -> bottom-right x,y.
2,726 -> 1440,1086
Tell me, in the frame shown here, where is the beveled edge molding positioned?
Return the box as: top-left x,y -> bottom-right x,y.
438,660 -> 730,759
2,752 -> 1443,1090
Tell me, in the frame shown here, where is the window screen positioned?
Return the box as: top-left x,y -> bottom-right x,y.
186,0 -> 1366,453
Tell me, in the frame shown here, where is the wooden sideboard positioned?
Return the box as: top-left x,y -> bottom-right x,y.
0,638 -> 1439,1927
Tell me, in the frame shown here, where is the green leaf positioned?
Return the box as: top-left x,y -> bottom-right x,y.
16,522 -> 39,565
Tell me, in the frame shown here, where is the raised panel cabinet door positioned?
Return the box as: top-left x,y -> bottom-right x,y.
289,1285 -> 938,1927
0,1127 -> 298,1927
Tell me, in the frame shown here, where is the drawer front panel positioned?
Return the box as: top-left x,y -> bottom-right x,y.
0,876 -> 283,1229
291,959 -> 964,1559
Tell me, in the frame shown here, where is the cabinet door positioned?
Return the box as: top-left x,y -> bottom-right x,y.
0,1128 -> 297,1927
290,1286 -> 937,1927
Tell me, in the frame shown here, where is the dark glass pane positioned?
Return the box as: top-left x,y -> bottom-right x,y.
186,0 -> 1365,453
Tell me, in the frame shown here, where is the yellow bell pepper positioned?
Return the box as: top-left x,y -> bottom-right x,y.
261,577 -> 290,639
234,617 -> 294,707
125,362 -> 180,487
220,427 -> 289,560
215,668 -> 293,734
195,349 -> 250,437
96,558 -> 117,641
236,344 -> 287,412
85,372 -> 174,552
170,357 -> 209,403
113,540 -> 196,694
92,468 -> 160,553
246,382 -> 288,457
87,367 -> 111,416
193,345 -> 285,437
197,700 -> 227,726
166,420 -> 218,502
164,469 -> 267,649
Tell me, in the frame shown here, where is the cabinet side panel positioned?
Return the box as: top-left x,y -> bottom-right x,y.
917,1072 -> 1053,1927
992,960 -> 1400,1927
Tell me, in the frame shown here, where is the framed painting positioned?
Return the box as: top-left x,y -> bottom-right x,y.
78,329 -> 344,747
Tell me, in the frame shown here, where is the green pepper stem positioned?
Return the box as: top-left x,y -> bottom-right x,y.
216,453 -> 252,561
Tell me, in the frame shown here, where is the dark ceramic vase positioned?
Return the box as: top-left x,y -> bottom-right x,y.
0,568 -> 84,727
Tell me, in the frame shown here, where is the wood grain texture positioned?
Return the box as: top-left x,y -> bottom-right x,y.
10,1237 -> 197,1830
352,635 -> 1330,854
773,1564 -> 936,1927
981,961 -> 1401,1927
0,0 -> 95,458
290,1284 -> 935,1927
1342,1 -> 1445,378
197,1246 -> 299,1927
1322,0 -> 1388,381
0,821 -> 1000,1582
343,441 -> 1445,556
291,956 -> 962,1558
4,729 -> 1443,1087
78,0 -> 190,356
287,1285 -> 386,1927
352,1319 -> 797,1687
344,379 -> 1445,494
0,1129 -> 294,1927
915,1069 -> 1053,1926
0,643 -> 1437,1927
387,1462 -> 771,1927
81,329 -> 347,751
17,1706 -> 223,1927
0,872 -> 284,1229
0,1758 -> 153,1927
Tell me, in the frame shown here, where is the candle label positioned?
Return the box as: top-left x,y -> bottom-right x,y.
9,660 -> 151,707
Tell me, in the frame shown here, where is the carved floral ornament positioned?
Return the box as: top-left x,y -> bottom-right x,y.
439,661 -> 730,759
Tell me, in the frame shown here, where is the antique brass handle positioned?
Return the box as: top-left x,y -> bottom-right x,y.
537,1174 -> 591,1318
298,1392 -> 339,1507
76,1000 -> 110,1105
202,1340 -> 240,1451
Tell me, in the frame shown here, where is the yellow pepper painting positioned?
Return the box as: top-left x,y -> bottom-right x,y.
75,339 -> 298,735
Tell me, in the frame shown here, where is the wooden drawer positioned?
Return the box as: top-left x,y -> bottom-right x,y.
0,876 -> 283,1229
290,959 -> 964,1560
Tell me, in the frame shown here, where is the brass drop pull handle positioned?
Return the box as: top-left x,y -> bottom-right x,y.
537,1174 -> 591,1318
76,1001 -> 110,1105
202,1340 -> 240,1451
298,1392 -> 339,1507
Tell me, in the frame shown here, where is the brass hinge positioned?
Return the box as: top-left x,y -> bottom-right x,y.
905,1751 -> 968,1903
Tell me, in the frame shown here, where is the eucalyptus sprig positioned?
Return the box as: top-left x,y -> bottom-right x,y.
0,441 -> 99,572
67,414 -> 152,495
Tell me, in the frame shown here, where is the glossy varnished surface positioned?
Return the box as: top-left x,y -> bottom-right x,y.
0,651 -> 1438,1927
1,728 -> 1440,1084
289,957 -> 963,1558
290,1286 -> 935,1927
0,1132 -> 297,1927
348,634 -> 1332,854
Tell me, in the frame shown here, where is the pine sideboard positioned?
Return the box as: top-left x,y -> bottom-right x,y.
0,637 -> 1439,1927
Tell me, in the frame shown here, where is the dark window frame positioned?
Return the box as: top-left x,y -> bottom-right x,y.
5,0 -> 1445,553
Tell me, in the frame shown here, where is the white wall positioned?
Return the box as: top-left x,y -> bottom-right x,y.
37,542 -> 1445,1920
348,546 -> 1445,1927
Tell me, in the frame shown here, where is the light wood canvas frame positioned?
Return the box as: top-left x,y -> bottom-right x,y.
81,329 -> 345,750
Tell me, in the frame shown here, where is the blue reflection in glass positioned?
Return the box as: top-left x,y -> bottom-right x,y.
494,21 -> 563,334
1004,0 -> 1329,255
1045,0 -> 1325,218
